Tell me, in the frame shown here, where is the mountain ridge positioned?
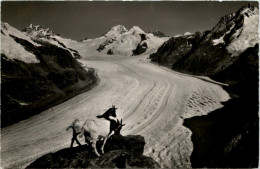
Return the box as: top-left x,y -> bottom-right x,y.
150,4 -> 259,77
1,22 -> 98,127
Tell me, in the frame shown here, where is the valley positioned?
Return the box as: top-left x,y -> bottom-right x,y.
1,49 -> 229,168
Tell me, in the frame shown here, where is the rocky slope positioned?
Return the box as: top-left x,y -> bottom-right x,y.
150,4 -> 259,168
96,25 -> 169,56
27,135 -> 160,168
1,22 -> 98,127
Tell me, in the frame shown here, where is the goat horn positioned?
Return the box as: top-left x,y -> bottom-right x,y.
121,119 -> 122,124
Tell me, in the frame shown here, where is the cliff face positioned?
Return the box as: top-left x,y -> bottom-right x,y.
27,135 -> 160,168
150,32 -> 204,67
1,23 -> 98,127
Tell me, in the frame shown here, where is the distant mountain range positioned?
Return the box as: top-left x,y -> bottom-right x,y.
95,25 -> 169,56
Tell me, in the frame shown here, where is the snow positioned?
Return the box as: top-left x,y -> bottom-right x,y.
105,25 -> 128,37
19,102 -> 30,106
174,34 -> 182,38
184,32 -> 193,36
212,35 -> 225,45
2,22 -> 41,47
1,33 -> 40,63
24,24 -> 56,39
95,25 -> 169,56
227,11 -> 259,56
2,41 -> 230,168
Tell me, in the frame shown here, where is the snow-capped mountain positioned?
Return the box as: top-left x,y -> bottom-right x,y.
206,3 -> 258,57
1,22 -> 97,127
1,22 -> 41,63
23,24 -> 59,39
150,4 -> 259,82
96,25 -> 169,56
103,25 -> 128,37
23,24 -> 81,59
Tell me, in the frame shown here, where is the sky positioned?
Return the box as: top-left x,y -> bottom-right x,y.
1,1 -> 258,40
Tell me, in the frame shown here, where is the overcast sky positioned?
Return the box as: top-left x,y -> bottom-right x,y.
2,1 -> 258,40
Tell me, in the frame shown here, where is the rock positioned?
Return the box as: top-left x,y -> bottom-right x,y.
104,134 -> 145,155
150,32 -> 204,66
26,135 -> 160,168
133,42 -> 148,55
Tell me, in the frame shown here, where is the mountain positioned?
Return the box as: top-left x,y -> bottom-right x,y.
150,4 -> 258,79
23,24 -> 81,59
27,135 -> 160,168
96,25 -> 169,56
148,30 -> 167,37
1,22 -> 98,127
23,24 -> 59,39
150,4 -> 259,167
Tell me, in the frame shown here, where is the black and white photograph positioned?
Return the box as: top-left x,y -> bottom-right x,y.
1,1 -> 259,168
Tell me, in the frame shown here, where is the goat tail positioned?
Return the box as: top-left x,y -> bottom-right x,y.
78,120 -> 87,138
79,127 -> 84,138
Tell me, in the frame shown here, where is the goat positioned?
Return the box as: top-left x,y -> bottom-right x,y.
76,105 -> 117,156
79,118 -> 125,156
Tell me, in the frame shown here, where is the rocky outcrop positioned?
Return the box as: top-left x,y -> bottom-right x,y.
22,24 -> 59,39
150,32 -> 204,67
1,23 -> 98,127
27,135 -> 160,168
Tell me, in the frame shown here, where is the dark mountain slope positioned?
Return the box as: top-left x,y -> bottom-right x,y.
1,23 -> 98,127
150,4 -> 258,77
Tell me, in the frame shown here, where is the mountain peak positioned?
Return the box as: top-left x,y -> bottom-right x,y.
23,24 -> 59,39
105,25 -> 128,37
128,26 -> 144,34
237,3 -> 258,16
148,30 -> 167,37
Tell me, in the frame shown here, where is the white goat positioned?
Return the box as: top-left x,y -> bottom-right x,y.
79,117 -> 114,156
78,105 -> 119,156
